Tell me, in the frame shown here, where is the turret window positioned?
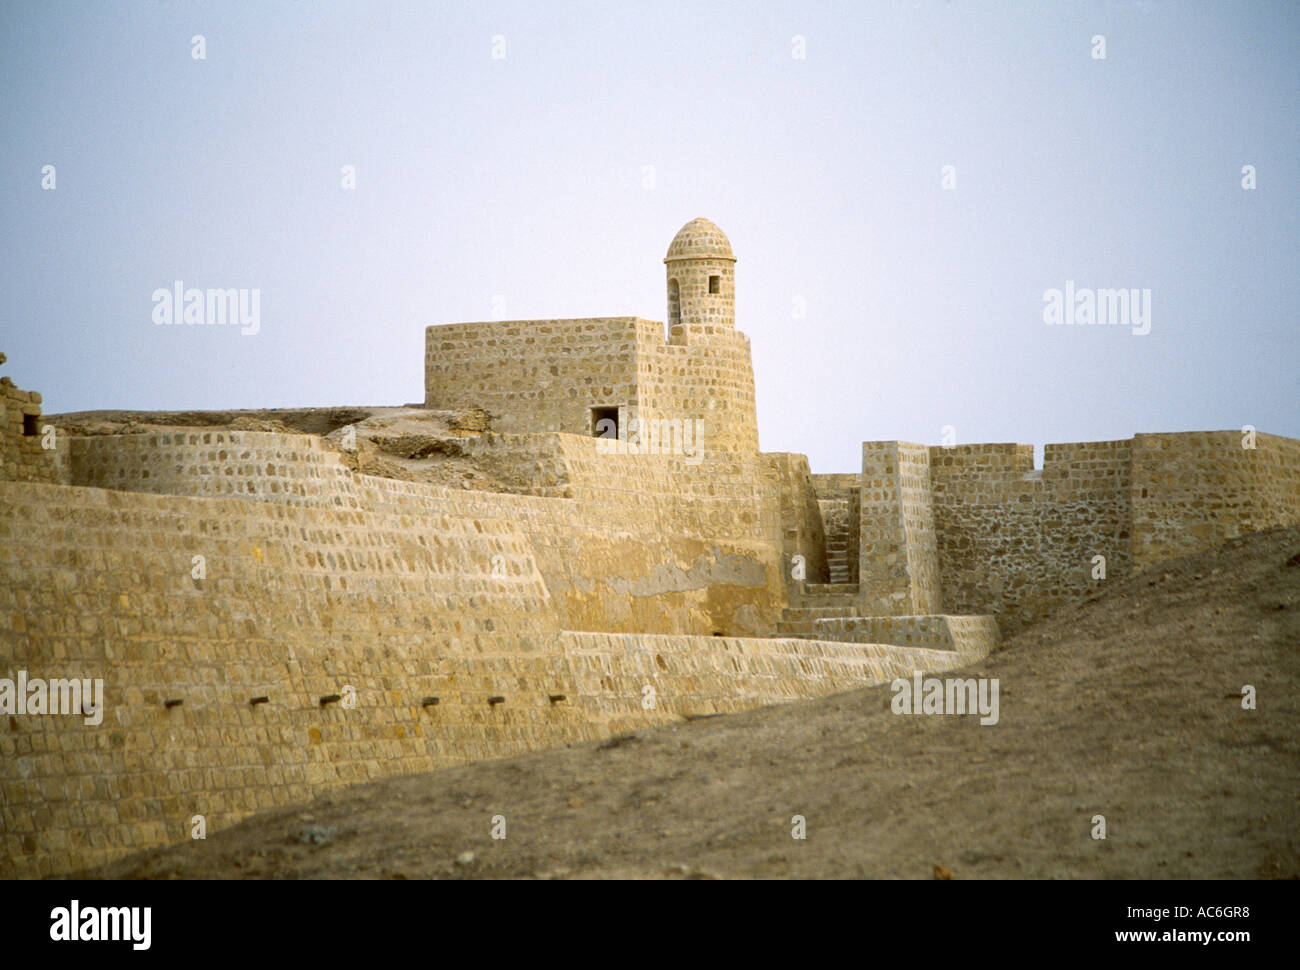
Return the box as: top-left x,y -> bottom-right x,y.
708,275 -> 720,294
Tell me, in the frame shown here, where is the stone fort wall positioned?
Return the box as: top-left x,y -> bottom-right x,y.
425,317 -> 759,457
424,318 -> 640,438
927,439 -> 1132,631
58,428 -> 790,638
5,420 -> 1296,875
1131,431 -> 1300,567
860,442 -> 940,615
0,354 -> 57,486
859,431 -> 1300,633
633,319 -> 759,455
769,455 -> 830,587
0,437 -> 983,876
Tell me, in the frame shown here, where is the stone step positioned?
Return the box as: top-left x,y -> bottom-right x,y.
789,582 -> 859,609
781,606 -> 858,620
776,600 -> 859,639
805,583 -> 858,595
774,623 -> 818,639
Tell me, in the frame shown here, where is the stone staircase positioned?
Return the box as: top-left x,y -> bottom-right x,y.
825,546 -> 852,584
776,583 -> 860,639
818,498 -> 856,584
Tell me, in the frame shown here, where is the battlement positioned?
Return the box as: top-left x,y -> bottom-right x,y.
929,442 -> 1035,481
851,431 -> 1299,632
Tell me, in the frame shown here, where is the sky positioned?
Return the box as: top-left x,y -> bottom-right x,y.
1,0 -> 1296,472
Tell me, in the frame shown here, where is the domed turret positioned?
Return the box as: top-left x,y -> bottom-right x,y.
664,217 -> 735,337
665,217 -> 735,262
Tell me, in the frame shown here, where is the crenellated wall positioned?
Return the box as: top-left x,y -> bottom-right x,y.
6,414 -> 1297,878
854,432 -> 1299,634
11,211 -> 1296,884
928,439 -> 1132,631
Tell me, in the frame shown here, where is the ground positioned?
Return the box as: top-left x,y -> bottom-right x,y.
82,527 -> 1300,880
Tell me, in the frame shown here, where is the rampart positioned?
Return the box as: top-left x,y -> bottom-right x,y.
1,428 -> 996,876
57,429 -> 788,637
1131,431 -> 1300,567
858,432 -> 1299,632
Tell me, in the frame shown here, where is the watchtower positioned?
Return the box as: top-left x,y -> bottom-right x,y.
664,217 -> 735,341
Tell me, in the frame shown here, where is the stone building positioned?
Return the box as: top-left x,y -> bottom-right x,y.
425,218 -> 759,455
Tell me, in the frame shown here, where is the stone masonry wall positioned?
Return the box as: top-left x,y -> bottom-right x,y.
855,432 -> 1298,636
6,406 -> 1296,877
763,453 -> 829,588
425,317 -> 760,457
0,355 -> 58,485
425,318 -> 641,437
59,429 -> 787,639
859,442 -> 940,615
0,474 -> 980,878
547,434 -> 784,636
66,431 -> 342,502
1131,431 -> 1300,567
929,439 -> 1132,633
634,320 -> 759,456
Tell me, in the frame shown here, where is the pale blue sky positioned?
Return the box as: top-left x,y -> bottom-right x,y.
2,0 -> 1295,471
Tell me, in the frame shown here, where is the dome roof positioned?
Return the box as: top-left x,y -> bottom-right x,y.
665,217 -> 735,262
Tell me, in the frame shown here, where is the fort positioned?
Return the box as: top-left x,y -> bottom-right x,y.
1,219 -> 1298,878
